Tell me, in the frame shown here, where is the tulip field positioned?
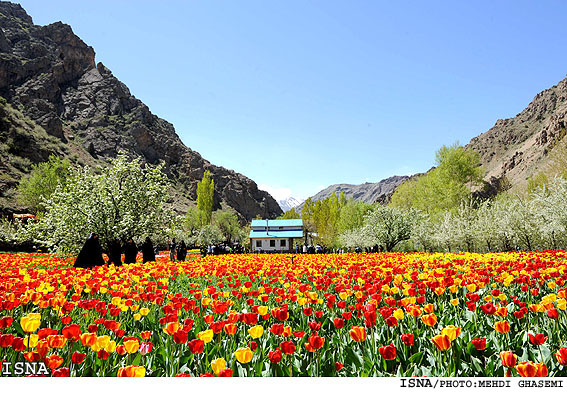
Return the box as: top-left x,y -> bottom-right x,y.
1,251 -> 567,377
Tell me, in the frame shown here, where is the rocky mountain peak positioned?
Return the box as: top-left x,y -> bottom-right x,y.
0,1 -> 282,220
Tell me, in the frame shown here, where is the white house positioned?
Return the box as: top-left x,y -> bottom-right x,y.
249,219 -> 303,252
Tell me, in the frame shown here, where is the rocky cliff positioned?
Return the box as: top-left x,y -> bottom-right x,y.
0,2 -> 282,219
467,76 -> 567,189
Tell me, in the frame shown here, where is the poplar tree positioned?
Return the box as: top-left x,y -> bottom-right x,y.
196,170 -> 214,225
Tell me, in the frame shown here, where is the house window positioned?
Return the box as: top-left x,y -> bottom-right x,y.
256,240 -> 261,248
280,239 -> 286,247
270,240 -> 275,247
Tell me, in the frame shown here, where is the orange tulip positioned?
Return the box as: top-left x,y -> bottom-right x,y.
421,313 -> 437,327
432,334 -> 451,351
163,322 -> 179,335
500,351 -> 517,368
124,339 -> 140,354
536,362 -> 548,377
46,335 -> 67,349
349,326 -> 367,342
44,354 -> 64,370
516,361 -> 538,377
117,365 -> 146,377
493,321 -> 510,334
424,304 -> 435,313
224,323 -> 237,335
80,333 -> 97,347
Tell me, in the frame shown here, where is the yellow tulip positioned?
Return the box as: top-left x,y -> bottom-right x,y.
197,329 -> 214,344
557,299 -> 567,311
450,299 -> 459,306
257,306 -> 268,316
211,358 -> 226,375
20,313 -> 41,333
24,334 -> 39,348
106,340 -> 117,353
133,313 -> 141,321
92,335 -> 111,351
234,347 -> 254,364
140,307 -> 150,316
124,340 -> 140,354
441,325 -> 461,342
393,309 -> 404,320
248,325 -> 264,339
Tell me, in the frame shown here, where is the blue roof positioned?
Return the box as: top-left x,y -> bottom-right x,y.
251,219 -> 303,227
249,229 -> 304,239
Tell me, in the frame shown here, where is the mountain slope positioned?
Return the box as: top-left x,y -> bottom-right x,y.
302,76 -> 567,205
0,2 -> 282,219
297,175 -> 409,209
467,76 -> 567,188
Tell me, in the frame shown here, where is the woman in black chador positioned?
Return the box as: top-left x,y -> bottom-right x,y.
107,238 -> 122,266
141,237 -> 155,263
74,233 -> 105,268
176,240 -> 187,262
123,238 -> 138,264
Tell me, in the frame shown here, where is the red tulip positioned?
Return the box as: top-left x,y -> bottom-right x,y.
271,324 -> 284,335
379,344 -> 397,360
529,333 -> 548,346
218,368 -> 233,377
0,334 -> 14,347
555,347 -> 567,366
173,329 -> 188,344
12,337 -> 25,351
500,351 -> 517,368
0,316 -> 13,329
52,367 -> 70,377
480,303 -> 497,315
268,348 -> 283,363
547,308 -> 559,319
71,352 -> 86,364
308,335 -> 325,350
333,318 -> 345,329
62,324 -> 81,341
335,362 -> 344,371
249,341 -> 258,351
280,340 -> 296,355
472,338 -> 487,351
188,339 -> 204,354
402,333 -> 414,347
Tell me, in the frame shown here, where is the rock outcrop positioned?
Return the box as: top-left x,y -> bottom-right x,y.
467,76 -> 567,188
0,2 -> 282,219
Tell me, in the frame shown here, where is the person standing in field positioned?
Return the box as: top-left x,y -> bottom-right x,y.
74,233 -> 105,268
177,240 -> 187,261
169,238 -> 177,262
141,237 -> 155,263
123,238 -> 138,264
107,238 -> 122,266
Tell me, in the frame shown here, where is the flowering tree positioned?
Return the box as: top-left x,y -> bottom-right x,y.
24,153 -> 173,254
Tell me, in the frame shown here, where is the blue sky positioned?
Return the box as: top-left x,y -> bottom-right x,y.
17,0 -> 567,200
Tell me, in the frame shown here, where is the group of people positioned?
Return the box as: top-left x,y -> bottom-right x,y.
167,238 -> 188,262
74,234 -> 182,268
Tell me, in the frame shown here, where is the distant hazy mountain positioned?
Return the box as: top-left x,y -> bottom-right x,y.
278,197 -> 304,212
297,175 -> 410,209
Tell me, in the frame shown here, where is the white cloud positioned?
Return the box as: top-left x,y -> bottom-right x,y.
258,184 -> 293,201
